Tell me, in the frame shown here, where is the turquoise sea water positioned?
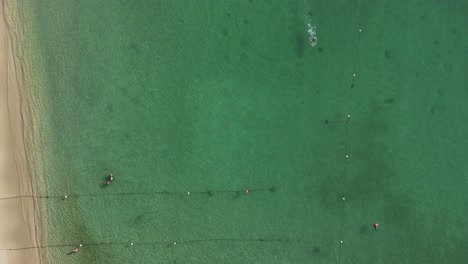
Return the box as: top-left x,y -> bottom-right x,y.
8,0 -> 467,263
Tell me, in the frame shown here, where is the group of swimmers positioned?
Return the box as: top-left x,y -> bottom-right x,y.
70,174 -> 381,254
71,174 -> 114,253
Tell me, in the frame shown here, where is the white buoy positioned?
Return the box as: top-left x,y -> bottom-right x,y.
187,192 -> 190,195
348,114 -> 351,118
343,197 -> 345,200
79,244 -> 82,247
130,243 -> 134,246
353,73 -> 356,76
64,196 -> 68,198
346,155 -> 348,158
359,29 -> 362,32
174,242 -> 177,245
340,240 -> 343,243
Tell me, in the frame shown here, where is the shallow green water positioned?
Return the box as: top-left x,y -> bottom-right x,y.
11,0 -> 468,263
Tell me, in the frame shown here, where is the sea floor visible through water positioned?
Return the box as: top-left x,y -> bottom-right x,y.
6,0 -> 467,263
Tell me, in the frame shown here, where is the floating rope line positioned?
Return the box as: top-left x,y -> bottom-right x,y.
0,237 -> 288,251
0,187 -> 276,201
337,1 -> 366,264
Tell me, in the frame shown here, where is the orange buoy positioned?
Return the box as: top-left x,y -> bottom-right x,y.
72,247 -> 79,253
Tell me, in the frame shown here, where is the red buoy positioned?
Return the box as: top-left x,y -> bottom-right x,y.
72,247 -> 79,253
373,223 -> 379,230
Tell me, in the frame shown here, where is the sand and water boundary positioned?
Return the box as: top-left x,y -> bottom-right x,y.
0,0 -> 42,263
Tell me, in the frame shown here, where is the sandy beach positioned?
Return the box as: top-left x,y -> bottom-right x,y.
0,1 -> 41,263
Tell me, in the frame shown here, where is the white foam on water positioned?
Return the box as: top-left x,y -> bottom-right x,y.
306,17 -> 317,47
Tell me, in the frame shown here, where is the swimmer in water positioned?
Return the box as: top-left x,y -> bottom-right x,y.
310,36 -> 317,47
105,174 -> 114,185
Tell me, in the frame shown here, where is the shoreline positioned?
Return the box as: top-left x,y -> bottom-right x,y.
0,1 -> 41,263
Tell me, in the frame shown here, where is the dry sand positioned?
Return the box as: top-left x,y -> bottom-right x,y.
1,1 -> 41,263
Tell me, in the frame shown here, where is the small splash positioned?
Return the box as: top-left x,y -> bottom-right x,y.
307,23 -> 317,47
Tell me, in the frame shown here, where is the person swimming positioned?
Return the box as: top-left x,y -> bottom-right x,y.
310,36 -> 317,46
307,23 -> 317,47
105,173 -> 114,185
